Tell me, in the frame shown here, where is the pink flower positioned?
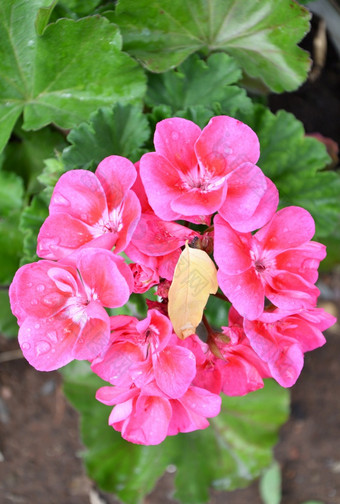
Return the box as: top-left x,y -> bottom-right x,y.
92,310 -> 196,398
214,207 -> 325,320
130,263 -> 159,293
243,307 -> 336,387
9,249 -> 133,371
37,156 -> 141,260
140,116 -> 264,223
125,212 -> 199,280
96,382 -> 221,445
93,310 -> 221,444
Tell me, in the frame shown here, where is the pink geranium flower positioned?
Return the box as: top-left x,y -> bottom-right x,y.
9,249 -> 133,371
214,207 -> 325,320
140,116 -> 267,224
243,307 -> 336,387
37,155 -> 141,260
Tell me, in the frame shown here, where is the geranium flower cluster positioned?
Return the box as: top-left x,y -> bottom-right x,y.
10,116 -> 336,445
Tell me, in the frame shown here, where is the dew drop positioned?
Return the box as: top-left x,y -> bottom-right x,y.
21,342 -> 31,351
47,331 -> 58,343
34,323 -> 40,329
171,131 -> 179,141
80,213 -> 88,221
53,194 -> 70,206
36,284 -> 45,292
31,299 -> 38,306
36,341 -> 51,355
27,282 -> 33,288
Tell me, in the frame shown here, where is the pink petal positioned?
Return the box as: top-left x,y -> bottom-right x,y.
214,215 -> 252,274
122,394 -> 172,445
153,346 -> 196,398
96,386 -> 138,405
220,173 -> 278,233
131,213 -> 198,256
91,340 -> 144,385
9,261 -> 72,322
179,386 -> 221,418
132,161 -> 152,213
139,152 -> 182,221
219,356 -> 264,396
49,170 -> 107,226
255,206 -> 316,253
171,186 -> 226,216
195,116 -> 260,177
95,155 -> 137,211
218,269 -> 264,321
37,213 -> 95,260
266,271 -> 320,310
219,162 -> 266,219
72,302 -> 110,360
154,117 -> 201,173
136,309 -> 173,353
114,190 -> 141,253
77,249 -> 132,308
18,315 -> 81,371
275,242 -> 326,284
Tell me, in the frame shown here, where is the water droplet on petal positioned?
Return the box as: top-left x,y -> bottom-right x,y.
36,284 -> 45,292
31,299 -> 38,306
53,194 -> 70,206
80,213 -> 88,221
34,323 -> 40,329
171,131 -> 179,140
47,331 -> 58,343
21,342 -> 31,351
36,341 -> 52,355
27,282 -> 33,288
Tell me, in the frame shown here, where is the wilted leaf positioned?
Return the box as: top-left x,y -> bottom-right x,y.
168,243 -> 218,339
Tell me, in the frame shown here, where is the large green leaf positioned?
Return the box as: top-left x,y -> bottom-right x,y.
112,0 -> 311,92
238,105 -> 340,240
63,361 -> 289,504
146,53 -> 252,117
62,103 -> 151,170
0,0 -> 146,152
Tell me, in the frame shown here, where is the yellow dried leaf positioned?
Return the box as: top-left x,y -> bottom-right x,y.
168,242 -> 218,339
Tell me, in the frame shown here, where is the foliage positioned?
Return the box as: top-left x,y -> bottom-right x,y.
63,362 -> 289,504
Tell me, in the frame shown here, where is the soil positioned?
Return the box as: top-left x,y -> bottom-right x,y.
1,11 -> 340,504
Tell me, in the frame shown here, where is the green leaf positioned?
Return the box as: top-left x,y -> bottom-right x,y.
0,289 -> 18,338
63,364 -> 289,504
259,461 -> 282,504
147,53 -> 251,115
0,211 -> 23,285
2,125 -> 67,195
59,0 -> 103,16
112,0 -> 311,92
0,170 -> 24,216
62,103 -> 151,170
239,105 -> 339,240
19,195 -> 49,265
35,0 -> 58,35
0,0 -> 146,152
63,362 -> 171,504
37,155 -> 66,200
